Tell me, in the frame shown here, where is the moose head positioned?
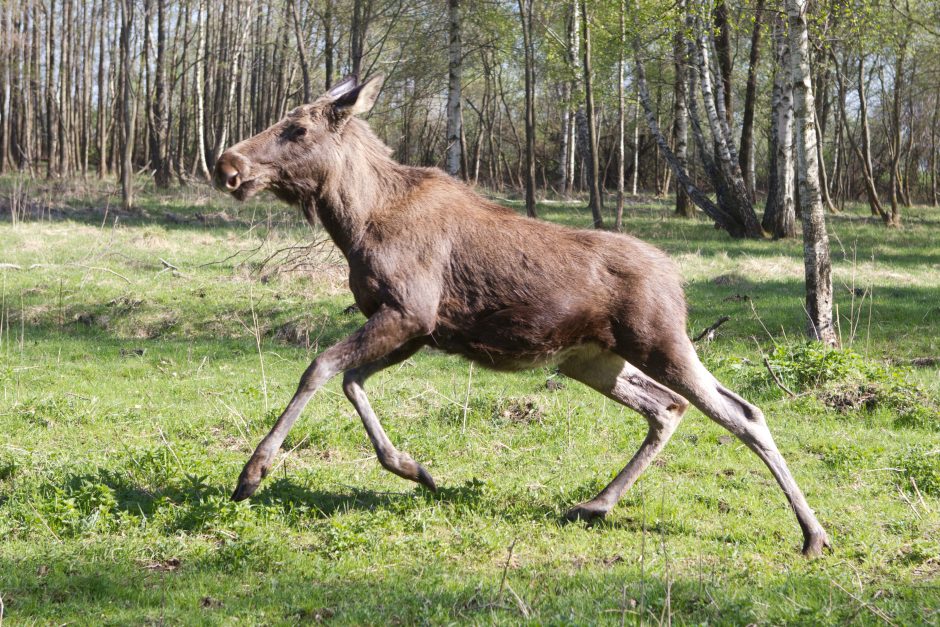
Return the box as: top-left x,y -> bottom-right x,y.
214,75 -> 384,205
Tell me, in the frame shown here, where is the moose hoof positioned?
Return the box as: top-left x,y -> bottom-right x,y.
416,463 -> 438,493
231,458 -> 270,502
381,452 -> 437,492
564,501 -> 609,524
802,531 -> 831,558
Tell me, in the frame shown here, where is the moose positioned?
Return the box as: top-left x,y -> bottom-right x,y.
215,75 -> 830,556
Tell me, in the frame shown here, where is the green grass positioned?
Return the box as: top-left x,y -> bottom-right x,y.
1,175 -> 938,624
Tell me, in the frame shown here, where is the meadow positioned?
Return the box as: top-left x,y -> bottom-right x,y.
0,176 -> 937,624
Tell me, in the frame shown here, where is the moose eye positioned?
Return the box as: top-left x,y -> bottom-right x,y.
283,126 -> 307,141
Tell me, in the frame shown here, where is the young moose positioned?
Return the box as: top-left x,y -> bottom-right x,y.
215,75 -> 830,556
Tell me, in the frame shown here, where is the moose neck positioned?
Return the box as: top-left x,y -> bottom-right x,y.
307,120 -> 409,257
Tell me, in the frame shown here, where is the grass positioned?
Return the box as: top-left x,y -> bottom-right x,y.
0,174 -> 938,624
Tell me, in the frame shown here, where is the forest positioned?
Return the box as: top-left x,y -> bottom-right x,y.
1,0 -> 938,226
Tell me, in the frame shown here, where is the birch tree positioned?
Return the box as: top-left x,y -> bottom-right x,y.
787,0 -> 837,345
763,14 -> 795,239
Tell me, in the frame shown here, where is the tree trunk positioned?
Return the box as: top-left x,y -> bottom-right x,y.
120,0 -> 135,210
931,82 -> 940,206
788,0 -> 837,346
672,0 -> 692,217
151,0 -> 170,187
887,41 -> 906,227
323,0 -> 333,89
615,0 -> 625,230
288,0 -> 311,102
635,41 -> 747,237
0,1 -> 12,172
558,0 -> 579,196
350,0 -> 371,79
445,0 -> 462,178
46,0 -> 57,178
580,0 -> 603,228
856,55 -> 887,219
210,0 -> 252,167
517,0 -> 537,217
96,0 -> 108,177
763,15 -> 796,239
194,0 -> 211,180
713,0 -> 733,125
738,0 -> 764,200
692,17 -> 762,237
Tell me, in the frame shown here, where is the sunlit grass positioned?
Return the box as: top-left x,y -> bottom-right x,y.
0,179 -> 937,624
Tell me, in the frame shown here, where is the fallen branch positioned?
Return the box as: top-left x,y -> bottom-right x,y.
25,262 -> 132,284
74,264 -> 132,284
157,257 -> 187,278
0,263 -> 22,270
831,581 -> 897,626
910,477 -> 930,512
896,483 -> 922,519
497,539 -> 517,604
763,356 -> 797,398
693,316 -> 731,342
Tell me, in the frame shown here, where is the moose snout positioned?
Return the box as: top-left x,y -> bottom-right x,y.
214,151 -> 250,192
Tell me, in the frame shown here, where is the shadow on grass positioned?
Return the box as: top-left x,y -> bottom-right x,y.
16,275 -> 940,362
1,545 -> 936,624
56,466 -> 509,533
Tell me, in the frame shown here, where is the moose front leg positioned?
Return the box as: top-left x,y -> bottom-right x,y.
231,306 -> 432,501
342,340 -> 437,491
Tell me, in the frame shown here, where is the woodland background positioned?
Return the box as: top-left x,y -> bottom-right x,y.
1,0 -> 938,227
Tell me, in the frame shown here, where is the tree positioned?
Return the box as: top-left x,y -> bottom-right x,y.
580,0 -> 603,228
763,13 -> 796,239
615,0 -> 625,230
150,0 -> 170,188
558,0 -> 579,196
671,0 -> 692,217
738,0 -> 765,200
690,8 -> 762,237
119,0 -> 135,209
787,0 -> 837,345
288,0 -> 312,102
1,0 -> 937,217
518,0 -> 537,217
445,0 -> 462,178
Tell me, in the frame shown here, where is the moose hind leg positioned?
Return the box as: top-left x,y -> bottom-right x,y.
342,342 -> 436,491
559,349 -> 688,522
661,347 -> 830,556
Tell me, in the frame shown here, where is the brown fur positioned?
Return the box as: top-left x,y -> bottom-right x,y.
215,76 -> 830,556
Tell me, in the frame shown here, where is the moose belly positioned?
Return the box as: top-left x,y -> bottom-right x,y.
431,304 -> 615,372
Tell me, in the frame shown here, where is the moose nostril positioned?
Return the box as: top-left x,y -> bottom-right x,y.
226,173 -> 241,190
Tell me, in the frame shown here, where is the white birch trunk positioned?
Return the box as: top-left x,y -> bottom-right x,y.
787,0 -> 837,345
194,0 -> 211,180
767,16 -> 795,238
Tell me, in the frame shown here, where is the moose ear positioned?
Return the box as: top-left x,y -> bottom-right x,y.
325,75 -> 358,99
332,75 -> 384,118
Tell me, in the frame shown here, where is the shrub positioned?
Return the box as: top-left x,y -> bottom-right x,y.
895,446 -> 940,496
759,343 -> 939,430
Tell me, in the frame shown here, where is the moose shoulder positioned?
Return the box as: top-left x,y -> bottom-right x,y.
215,75 -> 830,556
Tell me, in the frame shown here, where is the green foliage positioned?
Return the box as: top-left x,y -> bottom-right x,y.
760,342 -> 939,429
895,446 -> 940,496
